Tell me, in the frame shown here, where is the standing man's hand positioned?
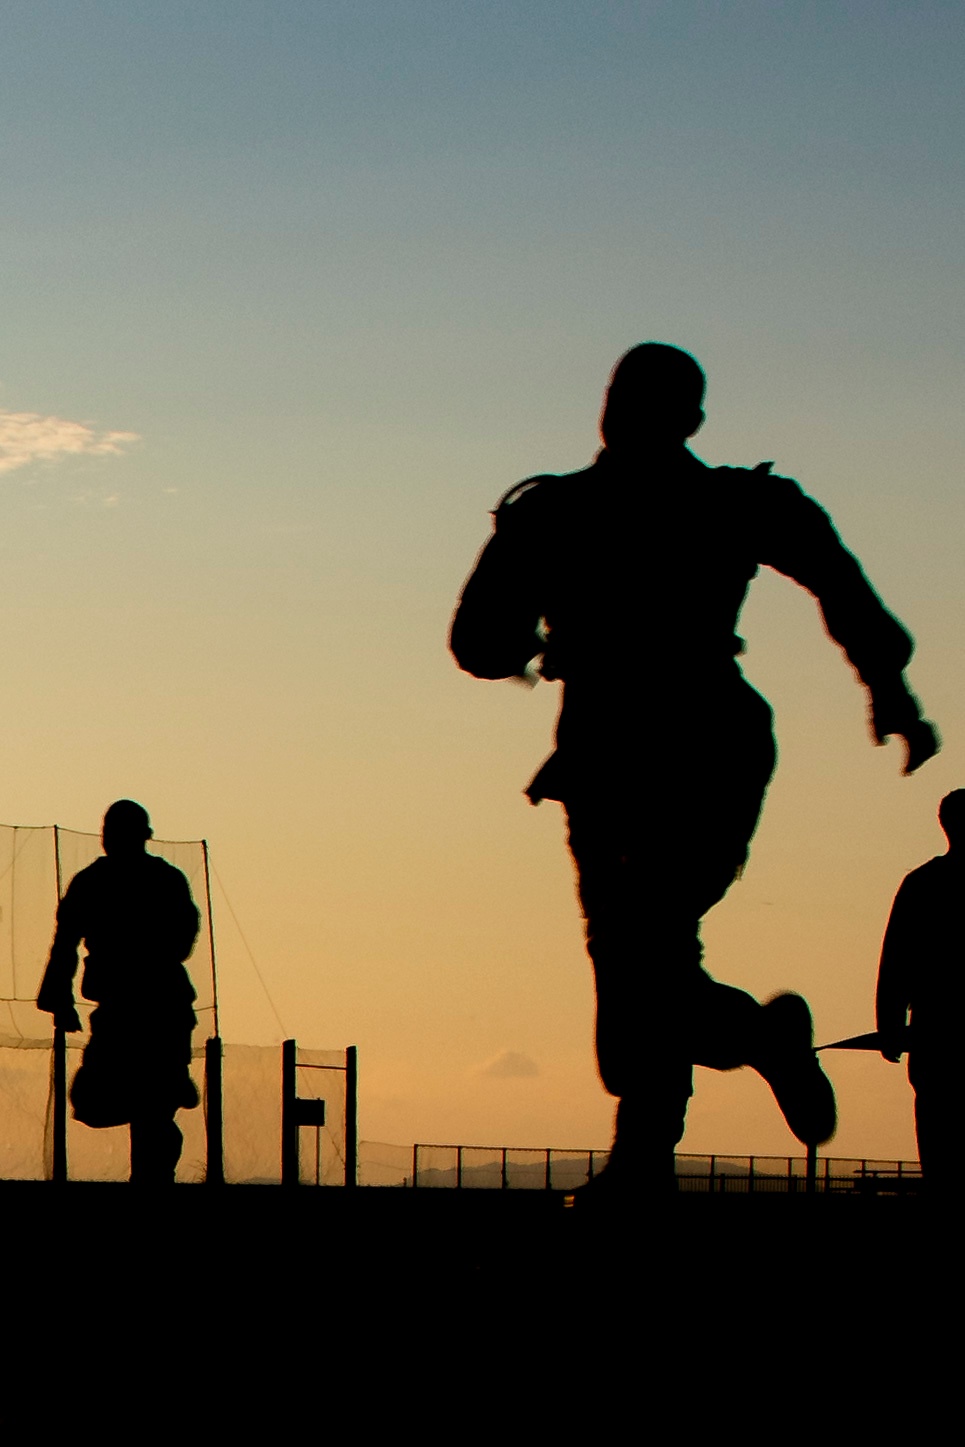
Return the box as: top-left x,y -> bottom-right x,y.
878,1029 -> 905,1064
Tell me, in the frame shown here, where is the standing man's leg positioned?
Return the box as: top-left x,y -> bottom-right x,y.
128,1017 -> 195,1184
911,1061 -> 956,1196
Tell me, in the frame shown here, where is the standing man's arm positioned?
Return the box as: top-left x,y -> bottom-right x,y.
876,878 -> 917,1062
36,883 -> 84,1033
759,474 -> 939,774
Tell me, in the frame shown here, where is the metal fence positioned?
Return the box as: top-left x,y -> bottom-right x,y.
675,1154 -> 922,1195
399,1144 -> 922,1195
409,1144 -> 609,1191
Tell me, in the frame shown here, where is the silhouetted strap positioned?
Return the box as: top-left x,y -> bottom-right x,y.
491,474 -> 554,515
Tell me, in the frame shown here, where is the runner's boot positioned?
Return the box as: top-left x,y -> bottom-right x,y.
749,993 -> 837,1146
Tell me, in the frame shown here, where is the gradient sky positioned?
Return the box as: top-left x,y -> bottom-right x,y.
2,2 -> 963,1160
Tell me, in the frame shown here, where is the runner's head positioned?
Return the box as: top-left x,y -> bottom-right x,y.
102,799 -> 153,858
938,790 -> 965,849
600,343 -> 705,454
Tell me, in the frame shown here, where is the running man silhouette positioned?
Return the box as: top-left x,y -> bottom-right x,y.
451,342 -> 938,1192
37,800 -> 201,1184
877,790 -> 963,1194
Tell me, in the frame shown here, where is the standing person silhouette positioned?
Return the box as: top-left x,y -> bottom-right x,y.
37,800 -> 201,1184
451,342 -> 938,1194
877,790 -> 963,1195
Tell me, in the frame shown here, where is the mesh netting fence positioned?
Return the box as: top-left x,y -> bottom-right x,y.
0,1040 -> 351,1184
226,1042 -> 348,1186
0,825 -> 216,1024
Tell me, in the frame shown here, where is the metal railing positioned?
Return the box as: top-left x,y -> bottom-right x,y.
404,1144 -> 922,1194
675,1153 -> 922,1194
409,1144 -> 608,1191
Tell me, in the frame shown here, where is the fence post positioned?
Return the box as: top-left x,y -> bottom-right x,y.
205,1035 -> 224,1185
52,1025 -> 68,1184
456,1146 -> 463,1189
411,1143 -> 419,1188
281,1039 -> 298,1186
345,1045 -> 358,1188
806,1143 -> 817,1194
708,1155 -> 716,1194
51,826 -> 68,1185
501,1148 -> 508,1190
748,1156 -> 755,1194
544,1149 -> 552,1191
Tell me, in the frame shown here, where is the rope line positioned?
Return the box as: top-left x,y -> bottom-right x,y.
210,862 -> 289,1038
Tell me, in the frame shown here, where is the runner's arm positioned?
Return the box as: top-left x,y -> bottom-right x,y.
450,489 -> 545,680
760,476 -> 938,773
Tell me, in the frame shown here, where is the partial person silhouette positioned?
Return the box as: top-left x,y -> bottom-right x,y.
877,790 -> 963,1196
451,342 -> 939,1194
37,800 -> 201,1184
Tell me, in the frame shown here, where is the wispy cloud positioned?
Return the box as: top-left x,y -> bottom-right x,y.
0,410 -> 139,476
69,489 -> 121,508
478,1050 -> 539,1079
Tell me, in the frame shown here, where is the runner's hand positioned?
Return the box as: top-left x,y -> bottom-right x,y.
897,719 -> 940,775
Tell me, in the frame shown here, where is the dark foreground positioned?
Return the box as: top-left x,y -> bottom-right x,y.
2,1184 -> 958,1423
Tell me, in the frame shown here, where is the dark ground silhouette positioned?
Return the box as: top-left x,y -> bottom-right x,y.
878,789 -> 964,1194
2,1181 -> 952,1427
37,799 -> 200,1183
451,342 -> 938,1193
